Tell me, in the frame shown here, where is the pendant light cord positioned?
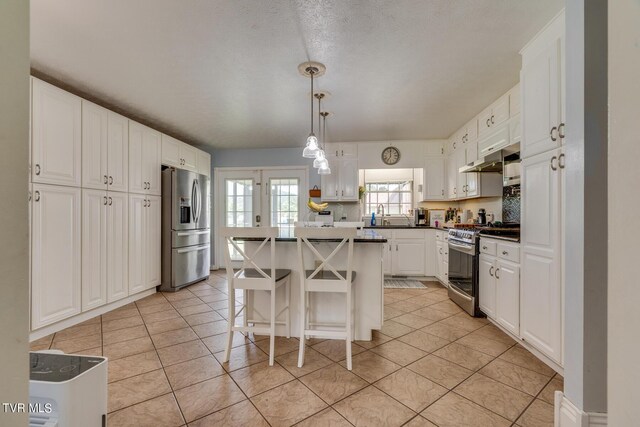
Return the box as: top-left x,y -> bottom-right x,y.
310,70 -> 314,135
318,95 -> 322,149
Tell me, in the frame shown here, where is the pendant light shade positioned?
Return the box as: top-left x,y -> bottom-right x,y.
313,149 -> 326,168
302,65 -> 320,158
318,161 -> 331,175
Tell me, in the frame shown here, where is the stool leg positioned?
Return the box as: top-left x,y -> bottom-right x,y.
223,282 -> 235,363
269,286 -> 275,366
298,282 -> 306,368
346,283 -> 352,371
285,277 -> 291,339
242,289 -> 248,337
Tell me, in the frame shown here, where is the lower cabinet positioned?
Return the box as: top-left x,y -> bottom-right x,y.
129,194 -> 161,294
82,190 -> 130,311
435,231 -> 449,284
393,240 -> 426,276
478,238 -> 520,336
31,184 -> 82,329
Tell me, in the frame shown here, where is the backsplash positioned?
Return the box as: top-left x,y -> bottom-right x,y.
502,185 -> 521,223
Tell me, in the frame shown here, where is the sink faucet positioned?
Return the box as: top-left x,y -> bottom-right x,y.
402,213 -> 413,226
376,204 -> 388,225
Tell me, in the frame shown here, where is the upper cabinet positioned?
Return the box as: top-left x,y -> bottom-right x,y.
422,156 -> 446,200
321,143 -> 359,202
129,121 -> 162,195
478,93 -> 510,139
82,101 -> 129,192
31,78 -> 82,187
197,150 -> 211,177
161,134 -> 198,172
520,15 -> 564,159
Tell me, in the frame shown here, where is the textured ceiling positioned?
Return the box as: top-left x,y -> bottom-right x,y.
31,0 -> 563,148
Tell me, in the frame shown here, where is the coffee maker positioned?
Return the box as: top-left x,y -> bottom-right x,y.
414,208 -> 428,226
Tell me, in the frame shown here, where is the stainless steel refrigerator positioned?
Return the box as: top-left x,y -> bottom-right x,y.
160,168 -> 211,291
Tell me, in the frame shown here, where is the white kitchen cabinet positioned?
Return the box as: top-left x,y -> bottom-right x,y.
129,121 -> 162,195
31,78 -> 82,187
447,154 -> 458,199
422,156 -> 446,200
81,189 -> 108,311
197,150 -> 211,177
424,229 -> 437,277
509,83 -> 521,117
82,101 -> 129,192
382,242 -> 393,275
479,239 -> 521,336
129,193 -> 161,294
520,147 -> 563,363
478,93 -> 510,139
321,143 -> 359,202
31,184 -> 82,329
435,233 -> 449,285
393,240 -> 426,276
107,192 -> 129,302
479,253 -> 496,318
82,190 -> 130,310
495,259 -> 520,335
521,19 -> 564,159
161,134 -> 199,172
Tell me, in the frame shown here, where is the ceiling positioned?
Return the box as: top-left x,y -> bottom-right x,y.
31,0 -> 563,149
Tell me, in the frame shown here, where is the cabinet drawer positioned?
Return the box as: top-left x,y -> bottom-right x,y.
480,239 -> 497,256
393,229 -> 425,239
497,243 -> 520,263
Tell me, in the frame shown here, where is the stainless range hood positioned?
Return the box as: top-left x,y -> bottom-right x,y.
459,151 -> 503,173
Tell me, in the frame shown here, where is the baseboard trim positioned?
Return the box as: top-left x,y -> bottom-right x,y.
555,392 -> 607,427
29,288 -> 156,341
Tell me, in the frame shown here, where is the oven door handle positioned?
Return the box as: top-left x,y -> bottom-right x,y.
448,241 -> 476,256
449,283 -> 473,303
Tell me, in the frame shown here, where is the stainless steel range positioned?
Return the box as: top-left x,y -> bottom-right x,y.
447,228 -> 482,317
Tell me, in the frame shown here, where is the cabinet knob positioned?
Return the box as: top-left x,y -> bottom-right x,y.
34,191 -> 40,202
108,197 -> 113,206
35,164 -> 41,176
558,123 -> 566,139
502,250 -> 508,255
396,244 -> 399,251
491,115 -> 495,124
550,155 -> 558,171
103,175 -> 108,184
482,246 -> 487,250
489,266 -> 494,277
550,126 -> 558,142
103,196 -> 108,205
109,176 -> 113,185
441,189 -> 444,196
486,118 -> 490,127
495,268 -> 500,279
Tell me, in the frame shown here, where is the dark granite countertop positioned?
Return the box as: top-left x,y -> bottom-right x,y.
478,233 -> 521,243
234,228 -> 387,243
363,225 -> 450,231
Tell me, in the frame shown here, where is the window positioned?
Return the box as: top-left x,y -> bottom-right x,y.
269,178 -> 299,238
225,179 -> 253,227
364,181 -> 413,215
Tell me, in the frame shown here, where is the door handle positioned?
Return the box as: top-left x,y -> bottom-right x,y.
35,164 -> 41,175
103,175 -> 108,184
558,123 -> 566,139
108,197 -> 113,206
34,191 -> 40,202
495,268 -> 500,279
550,156 -> 558,171
489,266 -> 494,277
486,118 -> 490,127
558,153 -> 566,169
396,244 -> 399,251
103,196 -> 107,205
550,126 -> 558,141
491,115 -> 495,124
109,176 -> 113,185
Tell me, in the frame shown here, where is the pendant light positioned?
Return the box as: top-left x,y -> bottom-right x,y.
299,62 -> 326,158
313,93 -> 326,168
317,111 -> 331,175
302,65 -> 320,158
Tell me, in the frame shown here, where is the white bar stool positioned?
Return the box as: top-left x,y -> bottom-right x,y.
295,226 -> 357,370
220,227 -> 291,366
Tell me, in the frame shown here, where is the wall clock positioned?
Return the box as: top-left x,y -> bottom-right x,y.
381,146 -> 401,165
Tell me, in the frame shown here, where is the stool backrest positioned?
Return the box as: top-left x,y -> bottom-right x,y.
295,227 -> 357,281
220,227 -> 278,286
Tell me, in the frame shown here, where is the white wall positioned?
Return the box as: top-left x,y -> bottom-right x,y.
0,0 -> 30,425
608,0 -> 640,424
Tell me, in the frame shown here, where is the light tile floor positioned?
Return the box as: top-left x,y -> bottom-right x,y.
30,272 -> 563,427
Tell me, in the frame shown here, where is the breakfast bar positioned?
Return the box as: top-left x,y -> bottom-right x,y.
235,229 -> 386,341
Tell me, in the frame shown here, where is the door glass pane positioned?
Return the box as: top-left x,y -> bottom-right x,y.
225,178 -> 254,260
270,178 -> 299,238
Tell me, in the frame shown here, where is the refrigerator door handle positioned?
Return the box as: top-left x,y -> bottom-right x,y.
191,179 -> 198,223
176,244 -> 209,254
196,179 -> 202,224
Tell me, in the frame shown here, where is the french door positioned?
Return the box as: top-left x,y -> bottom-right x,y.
216,168 -> 307,265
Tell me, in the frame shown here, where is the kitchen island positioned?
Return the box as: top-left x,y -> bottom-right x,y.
235,229 -> 386,341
